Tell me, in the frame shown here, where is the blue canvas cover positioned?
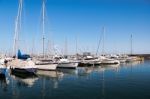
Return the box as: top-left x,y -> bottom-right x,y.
17,49 -> 31,60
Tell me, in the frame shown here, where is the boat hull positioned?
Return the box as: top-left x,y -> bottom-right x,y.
36,63 -> 57,71
11,68 -> 37,75
101,59 -> 120,65
80,61 -> 101,66
57,62 -> 78,69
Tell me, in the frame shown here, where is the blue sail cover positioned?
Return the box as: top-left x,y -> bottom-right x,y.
17,49 -> 31,60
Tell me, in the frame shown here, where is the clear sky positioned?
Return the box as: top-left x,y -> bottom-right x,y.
0,0 -> 150,55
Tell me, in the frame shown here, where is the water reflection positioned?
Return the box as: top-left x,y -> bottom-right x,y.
0,61 -> 142,88
0,61 -> 148,99
37,70 -> 64,89
57,68 -> 78,75
122,61 -> 143,66
0,74 -> 9,92
78,67 -> 94,76
37,70 -> 64,78
11,72 -> 38,87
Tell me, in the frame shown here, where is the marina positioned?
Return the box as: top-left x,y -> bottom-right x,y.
0,0 -> 150,99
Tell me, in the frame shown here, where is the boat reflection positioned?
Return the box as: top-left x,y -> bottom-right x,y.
36,70 -> 64,89
11,71 -> 38,87
57,68 -> 78,75
36,70 -> 64,78
100,64 -> 120,71
77,64 -> 120,76
126,61 -> 143,66
78,67 -> 94,76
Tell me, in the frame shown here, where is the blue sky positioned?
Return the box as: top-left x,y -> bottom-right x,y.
0,0 -> 150,55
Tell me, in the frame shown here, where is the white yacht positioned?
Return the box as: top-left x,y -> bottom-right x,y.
101,58 -> 120,64
109,54 -> 127,63
100,56 -> 120,65
57,59 -> 78,69
117,58 -> 127,63
81,56 -> 101,66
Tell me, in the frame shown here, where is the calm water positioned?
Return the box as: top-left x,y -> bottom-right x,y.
1,61 -> 150,99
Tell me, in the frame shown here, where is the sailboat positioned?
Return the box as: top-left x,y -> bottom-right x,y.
10,0 -> 37,75
53,44 -> 78,69
98,27 -> 120,65
35,0 -> 57,71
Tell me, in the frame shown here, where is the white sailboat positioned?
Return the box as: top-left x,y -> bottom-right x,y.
98,27 -> 120,65
53,41 -> 78,69
35,0 -> 57,71
10,0 -> 37,74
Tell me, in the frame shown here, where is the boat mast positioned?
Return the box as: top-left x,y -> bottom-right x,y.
76,36 -> 78,55
42,0 -> 45,58
96,27 -> 104,56
13,0 -> 23,57
102,27 -> 105,56
64,37 -> 68,56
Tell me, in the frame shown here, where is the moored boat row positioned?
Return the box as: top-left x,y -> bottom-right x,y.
0,53 -> 144,78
